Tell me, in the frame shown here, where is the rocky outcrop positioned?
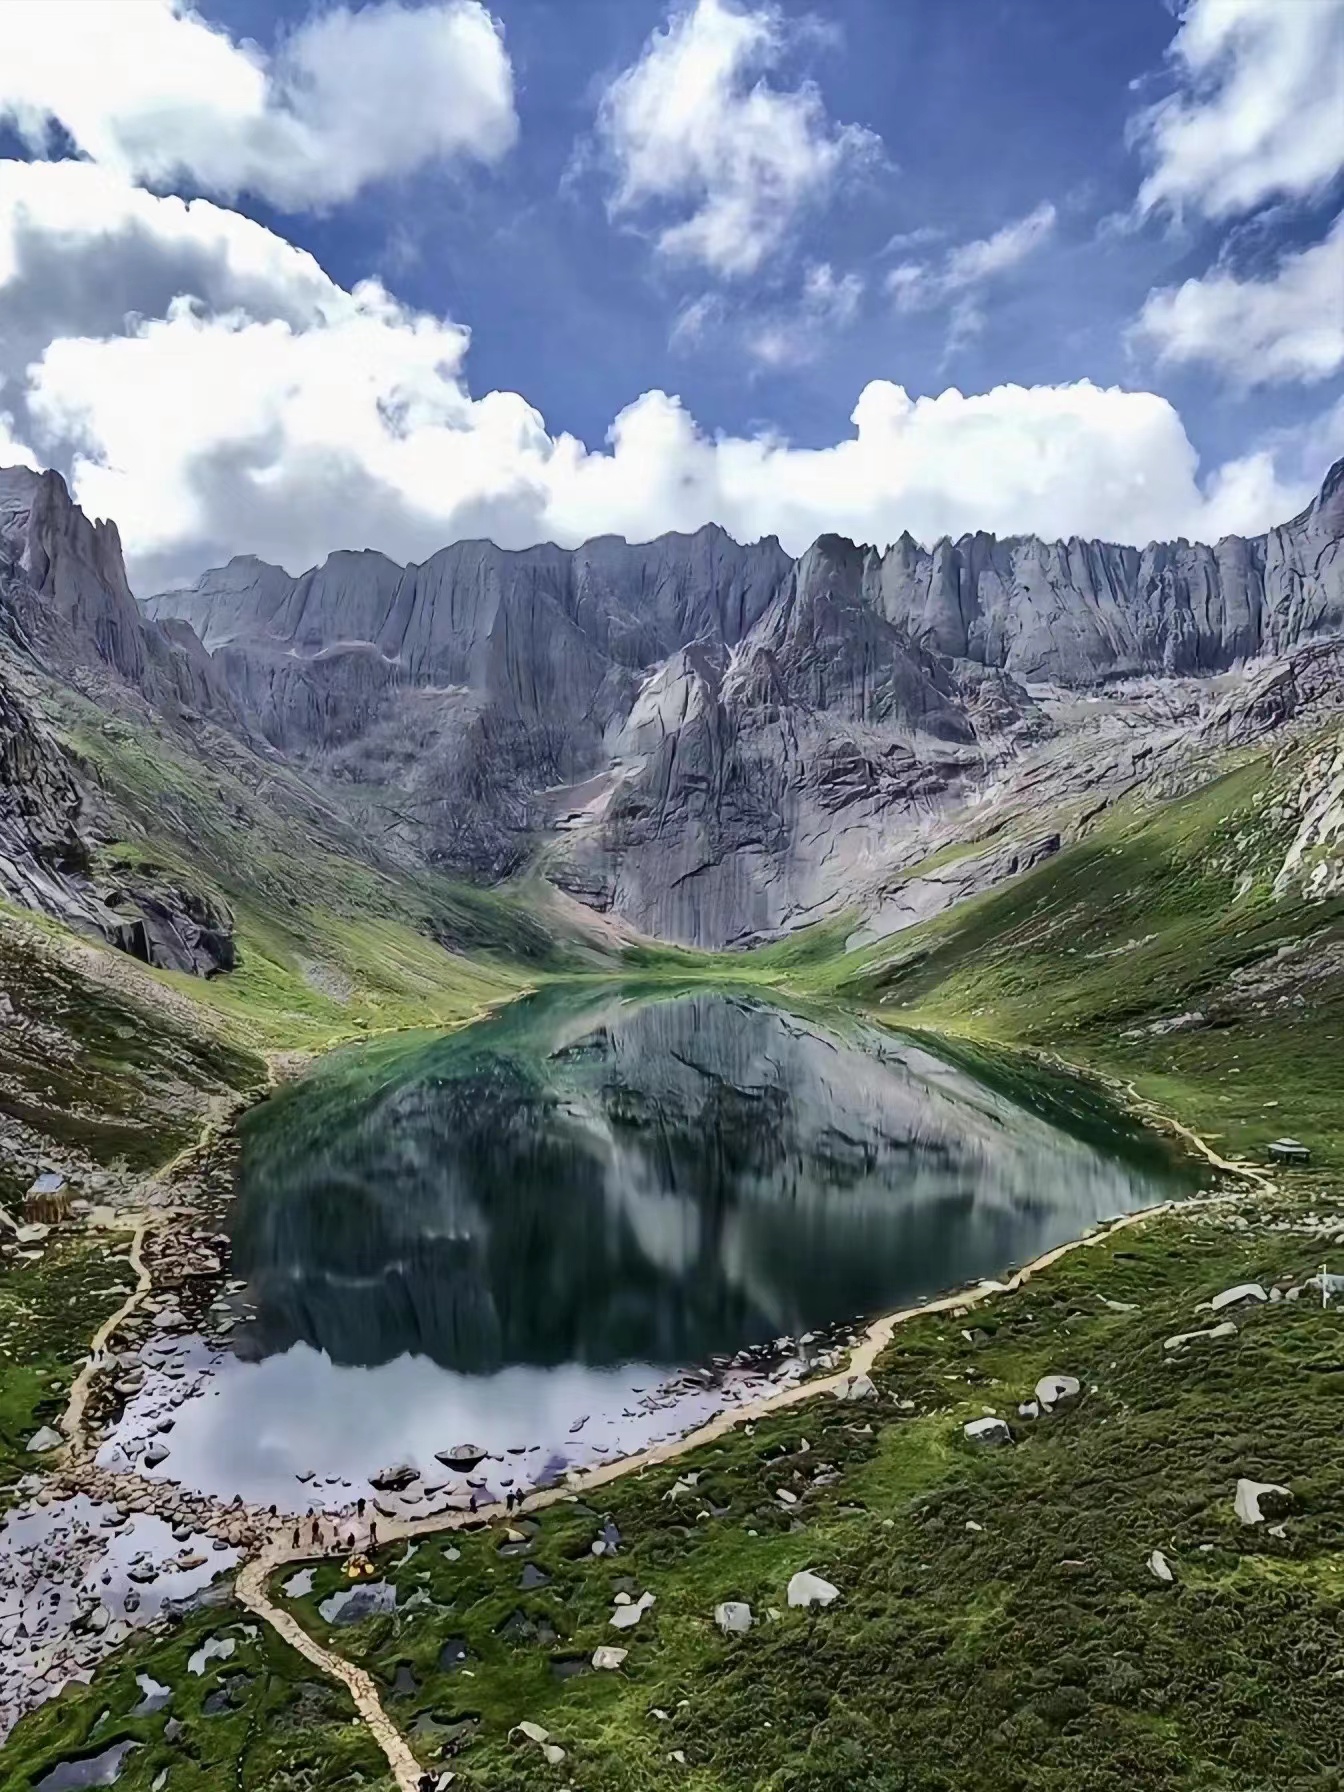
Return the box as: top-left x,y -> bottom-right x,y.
101,871 -> 237,977
132,456 -> 1344,945
0,469 -> 242,970
0,673 -> 103,931
873,459 -> 1344,683
0,466 -> 235,721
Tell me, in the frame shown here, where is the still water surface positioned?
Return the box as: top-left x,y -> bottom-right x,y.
134,987 -> 1197,1507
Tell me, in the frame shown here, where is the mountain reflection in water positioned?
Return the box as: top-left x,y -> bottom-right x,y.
229,987 -> 1193,1373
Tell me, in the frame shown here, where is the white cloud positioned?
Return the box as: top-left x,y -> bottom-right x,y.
595,0 -> 879,277
1134,212 -> 1344,385
885,202 -> 1056,354
0,166 -> 1323,591
1133,0 -> 1344,220
943,202 -> 1058,287
746,261 -> 864,366
0,0 -> 517,211
0,401 -> 37,472
668,292 -> 727,351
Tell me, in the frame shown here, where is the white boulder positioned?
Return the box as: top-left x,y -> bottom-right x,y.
714,1601 -> 753,1635
1034,1374 -> 1081,1409
1208,1283 -> 1268,1312
1234,1479 -> 1291,1527
787,1569 -> 839,1609
963,1416 -> 1011,1447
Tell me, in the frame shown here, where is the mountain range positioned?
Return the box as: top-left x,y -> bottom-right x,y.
2,456 -> 1343,961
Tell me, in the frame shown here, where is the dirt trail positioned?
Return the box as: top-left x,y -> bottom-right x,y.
58,1216 -> 153,1444
235,1557 -> 424,1792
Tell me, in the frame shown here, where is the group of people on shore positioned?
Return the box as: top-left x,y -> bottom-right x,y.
282,1481 -> 533,1566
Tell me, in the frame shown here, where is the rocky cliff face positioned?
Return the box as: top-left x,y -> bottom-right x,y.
872,460 -> 1344,682
0,466 -> 235,720
5,456 -> 1342,953
133,457 -> 1344,946
0,468 -> 239,969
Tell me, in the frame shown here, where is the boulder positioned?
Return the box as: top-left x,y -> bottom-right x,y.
1207,1283 -> 1268,1312
591,1646 -> 628,1671
1234,1479 -> 1292,1526
963,1416 -> 1011,1447
714,1602 -> 754,1635
369,1462 -> 418,1492
834,1372 -> 877,1402
787,1570 -> 840,1609
1034,1374 -> 1081,1409
610,1591 -> 656,1631
1164,1321 -> 1237,1351
1147,1550 -> 1174,1583
25,1425 -> 63,1452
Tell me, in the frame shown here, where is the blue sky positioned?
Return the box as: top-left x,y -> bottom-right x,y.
0,0 -> 1339,586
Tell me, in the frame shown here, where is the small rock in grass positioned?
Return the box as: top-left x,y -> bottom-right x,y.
1206,1283 -> 1268,1313
1017,1400 -> 1040,1420
1147,1550 -> 1173,1583
512,1721 -> 550,1745
542,1744 -> 566,1765
610,1592 -> 656,1631
25,1426 -> 63,1453
787,1569 -> 839,1609
1164,1322 -> 1237,1351
714,1601 -> 753,1635
963,1416 -> 1011,1447
1035,1374 -> 1081,1409
834,1373 -> 877,1402
1235,1479 -> 1291,1526
591,1646 -> 627,1670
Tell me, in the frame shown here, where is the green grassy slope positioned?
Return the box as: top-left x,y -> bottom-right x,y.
787,742 -> 1344,1171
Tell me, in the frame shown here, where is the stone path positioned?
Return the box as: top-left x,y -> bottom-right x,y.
59,1215 -> 153,1445
235,1555 -> 424,1792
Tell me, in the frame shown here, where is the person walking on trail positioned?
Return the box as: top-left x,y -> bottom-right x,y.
292,1524 -> 300,1549
368,1520 -> 378,1551
310,1516 -> 321,1546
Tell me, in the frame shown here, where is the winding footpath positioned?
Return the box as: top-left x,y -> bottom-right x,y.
45,1076 -> 1274,1791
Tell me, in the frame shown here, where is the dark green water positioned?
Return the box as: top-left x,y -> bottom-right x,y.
133,986 -> 1195,1509
232,984 -> 1192,1368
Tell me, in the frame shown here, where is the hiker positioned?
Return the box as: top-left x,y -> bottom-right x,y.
368,1520 -> 378,1550
357,1496 -> 366,1518
310,1516 -> 321,1546
469,1493 -> 477,1514
291,1525 -> 300,1548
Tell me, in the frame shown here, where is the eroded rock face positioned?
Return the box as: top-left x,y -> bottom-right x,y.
875,460 -> 1344,682
131,459 -> 1344,944
0,467 -> 234,720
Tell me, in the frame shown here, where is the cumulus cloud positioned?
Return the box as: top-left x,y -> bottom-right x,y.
0,0 -> 517,211
1133,0 -> 1344,220
0,166 -> 1322,591
0,399 -> 37,472
595,0 -> 879,277
1133,212 -> 1344,386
